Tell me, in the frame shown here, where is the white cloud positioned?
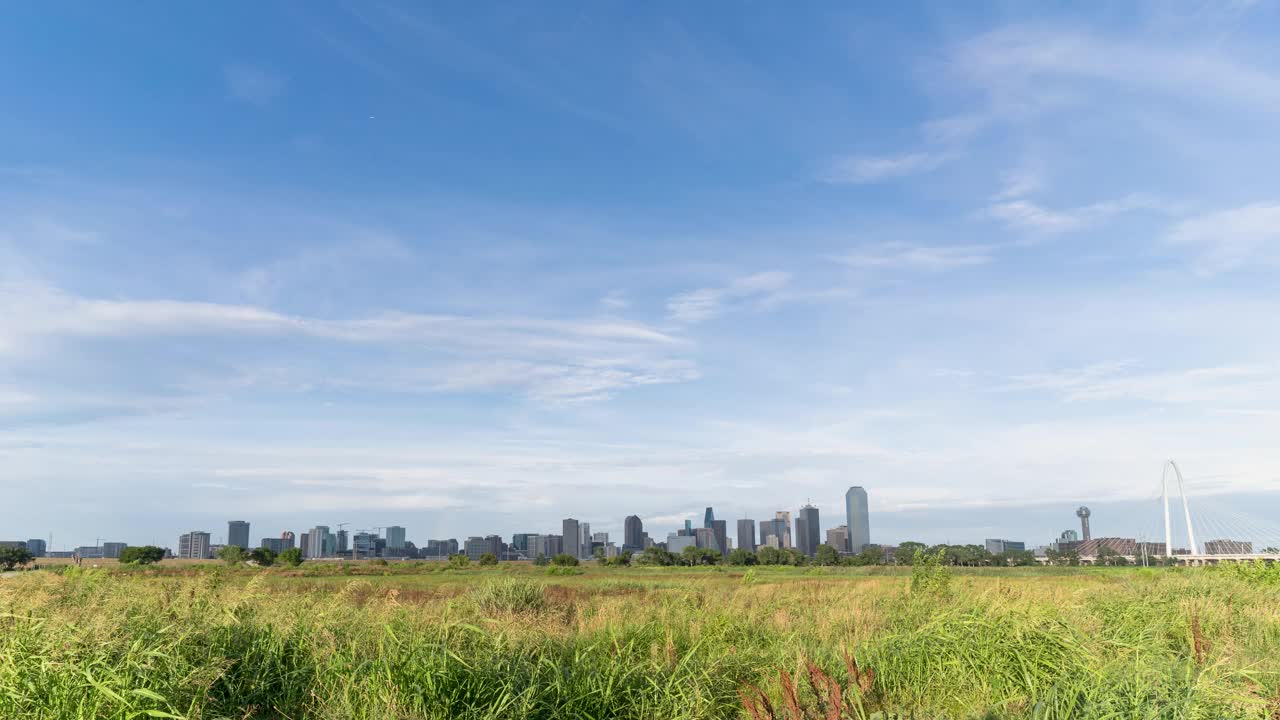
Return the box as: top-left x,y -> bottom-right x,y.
1167,203 -> 1280,274
822,152 -> 949,184
224,63 -> 286,105
985,194 -> 1168,233
834,243 -> 993,271
666,271 -> 791,324
1001,362 -> 1278,405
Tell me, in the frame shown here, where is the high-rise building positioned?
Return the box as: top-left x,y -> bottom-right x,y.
985,539 -> 1026,554
711,519 -> 728,557
464,535 -> 504,560
736,519 -> 756,552
261,537 -> 286,554
336,530 -> 349,555
510,533 -> 537,555
280,531 -> 296,550
667,532 -> 696,554
581,523 -> 591,559
178,531 -> 211,559
26,538 -> 47,557
845,487 -> 870,553
694,527 -> 717,551
227,521 -> 250,550
562,519 -> 580,558
704,507 -> 715,528
797,504 -> 820,557
826,525 -> 849,554
306,526 -> 330,558
774,511 -> 792,549
684,519 -> 693,533
1076,506 -> 1092,542
386,526 -> 406,550
299,532 -> 310,558
425,539 -> 459,559
624,515 -> 644,550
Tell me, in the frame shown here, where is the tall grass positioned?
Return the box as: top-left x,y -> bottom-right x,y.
1,564 -> 1277,718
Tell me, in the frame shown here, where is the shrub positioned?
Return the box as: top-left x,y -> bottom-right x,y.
118,546 -> 165,565
910,548 -> 952,596
478,552 -> 498,566
471,580 -> 547,614
551,553 -> 579,567
278,547 -> 303,567
545,566 -> 584,576
449,554 -> 471,569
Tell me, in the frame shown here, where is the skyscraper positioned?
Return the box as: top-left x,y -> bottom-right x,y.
624,515 -> 644,550
711,519 -> 728,557
386,526 -> 406,550
736,519 -> 756,552
581,522 -> 591,558
562,518 -> 580,558
307,526 -> 330,558
178,531 -> 211,559
845,487 -> 870,553
299,532 -> 310,558
336,529 -> 349,555
774,511 -> 793,549
228,520 -> 250,549
797,504 -> 820,556
280,531 -> 295,550
704,507 -> 715,528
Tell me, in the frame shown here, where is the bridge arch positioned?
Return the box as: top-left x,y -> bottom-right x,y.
1163,460 -> 1197,557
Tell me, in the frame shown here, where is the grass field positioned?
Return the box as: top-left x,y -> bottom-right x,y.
2,562 -> 1278,719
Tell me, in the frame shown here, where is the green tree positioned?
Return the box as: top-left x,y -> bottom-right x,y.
895,541 -> 926,565
118,545 -> 165,565
680,546 -> 720,566
1009,550 -> 1038,567
249,547 -> 276,566
217,546 -> 247,565
784,548 -> 808,566
278,547 -> 304,567
449,553 -> 471,569
593,547 -> 607,563
1096,545 -> 1126,566
814,544 -> 840,566
603,551 -> 633,567
533,553 -> 549,566
0,546 -> 33,571
728,548 -> 757,566
636,547 -> 674,566
853,545 -> 884,566
551,553 -> 579,567
755,546 -> 785,566
478,552 -> 498,566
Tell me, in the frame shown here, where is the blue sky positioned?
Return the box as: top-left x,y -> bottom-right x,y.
3,2 -> 1280,551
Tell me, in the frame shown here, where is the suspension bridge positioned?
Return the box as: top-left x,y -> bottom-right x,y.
1071,460 -> 1280,565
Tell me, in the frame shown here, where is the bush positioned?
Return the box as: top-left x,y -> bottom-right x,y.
910,548 -> 952,596
448,554 -> 471,569
470,580 -> 547,614
0,546 -> 33,571
278,547 -> 303,567
217,546 -> 247,565
119,546 -> 165,565
248,547 -> 276,566
551,553 -> 579,567
545,566 -> 584,576
478,552 -> 498,566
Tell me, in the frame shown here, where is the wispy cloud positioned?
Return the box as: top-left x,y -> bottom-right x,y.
833,243 -> 993,271
822,152 -> 950,184
1000,362 -> 1278,405
666,271 -> 791,324
985,194 -> 1169,233
224,63 -> 286,105
1167,203 -> 1280,274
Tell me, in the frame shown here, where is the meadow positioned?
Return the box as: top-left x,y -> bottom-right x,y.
1,561 -> 1278,719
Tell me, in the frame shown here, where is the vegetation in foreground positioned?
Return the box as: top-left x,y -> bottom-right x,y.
1,561 -> 1278,719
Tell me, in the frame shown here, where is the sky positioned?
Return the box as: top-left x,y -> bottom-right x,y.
3,2 -> 1280,552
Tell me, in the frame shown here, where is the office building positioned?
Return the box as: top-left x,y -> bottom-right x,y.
711,519 -> 728,557
562,519 -> 581,558
425,539 -> 459,559
26,539 -> 47,557
306,526 -> 330,559
386,526 -> 406,550
624,515 -> 644,550
704,507 -> 716,528
985,539 -> 1026,555
667,532 -> 696,554
774,511 -> 793,549
178,531 -> 211,559
581,523 -> 591,558
336,530 -> 349,555
796,504 -> 820,557
261,537 -> 285,554
510,533 -> 537,555
228,521 -> 250,550
280,531 -> 296,550
694,527 -> 717,552
684,519 -> 693,533
736,519 -> 756,552
758,518 -> 784,548
845,487 -> 870,553
353,532 -> 377,557
464,535 -> 504,561
826,525 -> 848,554
299,532 -> 311,558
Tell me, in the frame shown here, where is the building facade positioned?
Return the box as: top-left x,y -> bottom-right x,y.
562,519 -> 581,558
736,519 -> 756,553
178,531 -> 211,559
845,487 -> 870,553
385,526 -> 406,550
26,538 -> 47,557
826,525 -> 849,554
624,515 -> 644,550
984,539 -> 1026,555
797,504 -> 820,557
228,521 -> 250,549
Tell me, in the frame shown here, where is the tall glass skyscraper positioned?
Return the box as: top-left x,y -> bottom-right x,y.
228,520 -> 250,549
562,518 -> 580,558
797,504 -> 820,556
845,487 -> 870,553
704,507 -> 715,528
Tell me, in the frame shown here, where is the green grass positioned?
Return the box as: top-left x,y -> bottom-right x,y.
1,563 -> 1277,718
